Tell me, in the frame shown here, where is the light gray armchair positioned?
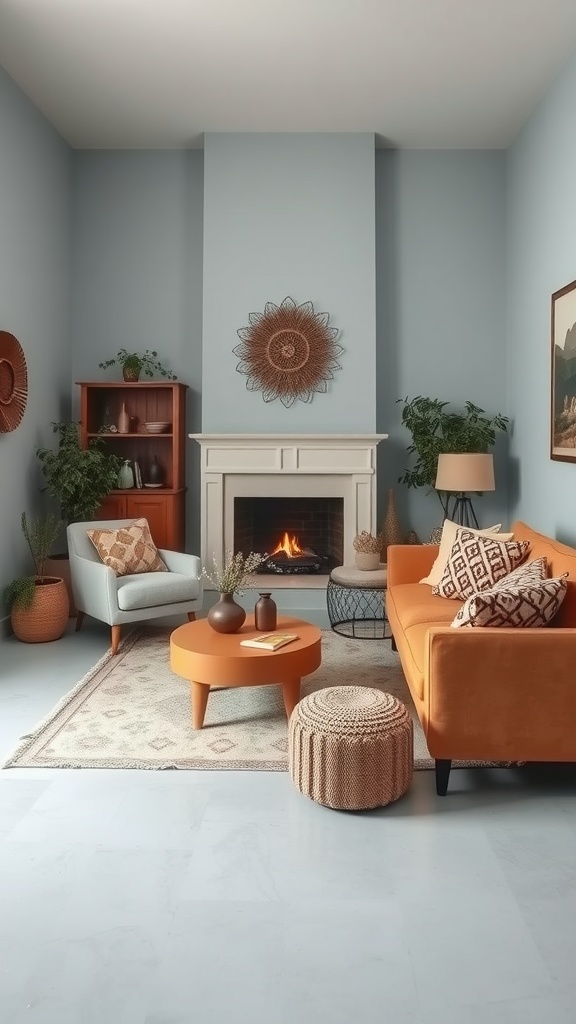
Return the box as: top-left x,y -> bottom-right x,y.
67,519 -> 203,654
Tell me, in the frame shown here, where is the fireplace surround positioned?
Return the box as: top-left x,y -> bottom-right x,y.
189,434 -> 387,588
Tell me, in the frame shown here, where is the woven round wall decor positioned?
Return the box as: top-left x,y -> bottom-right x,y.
0,331 -> 28,432
233,296 -> 343,408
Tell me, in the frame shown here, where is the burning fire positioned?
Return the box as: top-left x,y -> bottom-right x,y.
271,532 -> 304,559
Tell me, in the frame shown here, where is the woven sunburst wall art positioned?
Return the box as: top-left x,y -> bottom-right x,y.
0,331 -> 28,432
233,296 -> 343,408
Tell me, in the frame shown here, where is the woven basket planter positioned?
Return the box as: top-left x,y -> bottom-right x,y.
11,577 -> 70,643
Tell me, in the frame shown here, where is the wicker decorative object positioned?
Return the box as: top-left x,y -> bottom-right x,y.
0,331 -> 28,432
233,296 -> 343,408
289,686 -> 413,809
381,488 -> 403,561
10,577 -> 69,643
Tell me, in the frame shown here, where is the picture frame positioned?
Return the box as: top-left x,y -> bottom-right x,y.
551,277 -> 576,462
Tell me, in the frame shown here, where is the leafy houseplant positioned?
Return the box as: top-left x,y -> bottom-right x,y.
398,396 -> 509,518
98,348 -> 177,381
4,512 -> 70,642
37,422 -> 123,526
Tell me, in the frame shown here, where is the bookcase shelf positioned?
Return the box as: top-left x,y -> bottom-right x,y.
77,380 -> 188,550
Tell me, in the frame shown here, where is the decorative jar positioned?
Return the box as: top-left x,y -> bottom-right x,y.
255,592 -> 277,631
207,593 -> 247,634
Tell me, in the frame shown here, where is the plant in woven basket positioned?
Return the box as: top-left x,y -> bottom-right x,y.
98,348 -> 176,381
4,511 -> 61,611
202,550 -> 268,595
353,531 -> 383,554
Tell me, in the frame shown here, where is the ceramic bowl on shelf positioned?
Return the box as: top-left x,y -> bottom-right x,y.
144,421 -> 171,433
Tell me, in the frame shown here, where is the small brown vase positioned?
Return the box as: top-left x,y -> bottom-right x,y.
254,592 -> 277,631
207,593 -> 246,634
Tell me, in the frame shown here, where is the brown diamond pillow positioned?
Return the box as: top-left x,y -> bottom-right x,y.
451,573 -> 568,629
432,528 -> 531,601
87,518 -> 167,576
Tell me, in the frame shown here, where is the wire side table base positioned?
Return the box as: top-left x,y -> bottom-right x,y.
326,575 -> 390,640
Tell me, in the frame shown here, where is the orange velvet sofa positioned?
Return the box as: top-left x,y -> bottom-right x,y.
385,521 -> 576,795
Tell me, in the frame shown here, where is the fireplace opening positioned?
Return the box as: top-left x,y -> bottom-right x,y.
234,497 -> 343,575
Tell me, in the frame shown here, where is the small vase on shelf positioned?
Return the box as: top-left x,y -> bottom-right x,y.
254,592 -> 277,631
117,459 -> 134,489
207,593 -> 246,634
147,455 -> 165,486
118,402 -> 130,434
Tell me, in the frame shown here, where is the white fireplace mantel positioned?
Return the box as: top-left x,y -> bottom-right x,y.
189,433 -> 387,575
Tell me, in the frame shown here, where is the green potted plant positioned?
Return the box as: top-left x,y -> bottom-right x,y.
398,396 -> 509,519
4,512 -> 69,642
36,422 -> 123,609
98,348 -> 177,381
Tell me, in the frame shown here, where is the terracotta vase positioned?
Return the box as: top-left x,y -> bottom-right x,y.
381,488 -> 403,562
118,402 -> 130,433
207,593 -> 246,634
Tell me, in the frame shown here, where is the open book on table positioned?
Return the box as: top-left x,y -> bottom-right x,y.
240,633 -> 299,651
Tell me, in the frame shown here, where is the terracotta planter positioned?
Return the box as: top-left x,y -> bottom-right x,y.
11,577 -> 70,643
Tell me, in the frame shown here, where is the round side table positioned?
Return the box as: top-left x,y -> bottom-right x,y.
326,564 -> 389,640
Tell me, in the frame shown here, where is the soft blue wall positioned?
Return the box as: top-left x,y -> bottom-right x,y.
376,150 -> 508,542
507,53 -> 576,544
70,150 -> 204,549
0,68 -> 71,636
201,133 -> 377,433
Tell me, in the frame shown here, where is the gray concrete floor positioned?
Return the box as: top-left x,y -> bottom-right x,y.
1,619 -> 576,1023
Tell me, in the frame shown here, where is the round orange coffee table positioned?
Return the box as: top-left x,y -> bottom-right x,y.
170,615 -> 322,729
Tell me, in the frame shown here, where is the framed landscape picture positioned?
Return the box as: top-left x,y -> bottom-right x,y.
551,277 -> 576,462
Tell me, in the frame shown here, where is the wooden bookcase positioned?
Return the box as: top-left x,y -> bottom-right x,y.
77,381 -> 188,551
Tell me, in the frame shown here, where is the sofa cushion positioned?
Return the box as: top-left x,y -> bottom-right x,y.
87,518 -> 167,576
116,572 -> 201,611
433,529 -> 531,601
452,574 -> 568,629
386,581 -> 457,631
420,520 -> 512,587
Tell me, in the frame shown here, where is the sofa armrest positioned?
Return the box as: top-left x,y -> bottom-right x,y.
387,544 -> 439,587
424,626 -> 576,759
159,550 -> 202,578
69,554 -> 118,623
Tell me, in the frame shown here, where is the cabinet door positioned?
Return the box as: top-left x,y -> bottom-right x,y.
126,494 -> 169,549
96,494 -> 127,520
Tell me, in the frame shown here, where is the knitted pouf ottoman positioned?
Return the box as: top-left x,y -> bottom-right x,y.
289,686 -> 413,810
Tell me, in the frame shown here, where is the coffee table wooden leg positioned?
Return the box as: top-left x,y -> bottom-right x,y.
282,678 -> 301,719
190,680 -> 210,729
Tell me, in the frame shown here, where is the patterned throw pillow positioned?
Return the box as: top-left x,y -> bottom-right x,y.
451,573 -> 568,629
432,528 -> 531,600
87,518 -> 167,576
420,520 -> 512,587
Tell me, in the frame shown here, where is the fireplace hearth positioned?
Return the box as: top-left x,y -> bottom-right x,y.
235,497 -> 342,575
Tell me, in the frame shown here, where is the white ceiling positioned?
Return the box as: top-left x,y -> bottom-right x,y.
1,0 -> 576,150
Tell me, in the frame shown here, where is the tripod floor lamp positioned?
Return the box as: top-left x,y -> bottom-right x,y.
435,453 -> 495,528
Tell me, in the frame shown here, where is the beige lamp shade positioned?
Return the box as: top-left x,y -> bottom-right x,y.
435,453 -> 495,493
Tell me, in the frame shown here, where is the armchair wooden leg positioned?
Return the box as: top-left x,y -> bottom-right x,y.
111,625 -> 122,655
390,635 -> 397,652
75,611 -> 85,633
435,759 -> 452,796
187,612 -> 196,622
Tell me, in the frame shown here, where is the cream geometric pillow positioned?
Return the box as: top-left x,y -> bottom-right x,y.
87,518 -> 167,576
432,528 -> 531,601
420,520 -> 512,587
451,573 -> 567,629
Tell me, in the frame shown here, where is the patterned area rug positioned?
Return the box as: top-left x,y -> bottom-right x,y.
4,627 -> 438,771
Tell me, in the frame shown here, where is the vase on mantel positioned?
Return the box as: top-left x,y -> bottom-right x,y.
207,593 -> 246,634
381,488 -> 403,563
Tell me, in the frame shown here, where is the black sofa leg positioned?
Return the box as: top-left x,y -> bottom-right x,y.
435,759 -> 452,796
390,635 -> 397,652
